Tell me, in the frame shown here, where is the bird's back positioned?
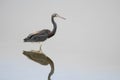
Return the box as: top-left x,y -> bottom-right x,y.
37,29 -> 51,35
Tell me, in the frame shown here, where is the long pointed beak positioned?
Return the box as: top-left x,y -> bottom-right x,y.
57,15 -> 66,20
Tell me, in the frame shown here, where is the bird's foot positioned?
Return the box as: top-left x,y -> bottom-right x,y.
38,49 -> 43,53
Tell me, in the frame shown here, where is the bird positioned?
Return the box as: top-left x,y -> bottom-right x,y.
24,13 -> 65,52
23,50 -> 54,80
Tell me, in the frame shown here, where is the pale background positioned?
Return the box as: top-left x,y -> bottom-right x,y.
0,0 -> 120,80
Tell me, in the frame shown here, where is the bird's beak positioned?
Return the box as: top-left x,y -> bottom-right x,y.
57,15 -> 66,20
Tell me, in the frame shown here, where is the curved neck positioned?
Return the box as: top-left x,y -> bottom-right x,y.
48,16 -> 57,38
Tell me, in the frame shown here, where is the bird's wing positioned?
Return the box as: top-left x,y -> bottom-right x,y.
27,29 -> 50,38
31,34 -> 48,42
24,29 -> 51,42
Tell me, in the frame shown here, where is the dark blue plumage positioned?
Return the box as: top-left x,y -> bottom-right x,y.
24,29 -> 51,42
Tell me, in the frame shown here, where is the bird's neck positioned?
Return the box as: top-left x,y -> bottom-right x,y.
48,16 -> 57,38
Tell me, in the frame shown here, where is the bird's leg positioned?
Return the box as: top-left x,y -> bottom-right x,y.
39,42 -> 43,53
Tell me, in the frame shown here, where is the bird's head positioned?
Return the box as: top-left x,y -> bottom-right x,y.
52,13 -> 66,20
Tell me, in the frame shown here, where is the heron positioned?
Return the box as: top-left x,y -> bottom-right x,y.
24,13 -> 65,52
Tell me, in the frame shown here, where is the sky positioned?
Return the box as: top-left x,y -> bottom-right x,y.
0,0 -> 120,80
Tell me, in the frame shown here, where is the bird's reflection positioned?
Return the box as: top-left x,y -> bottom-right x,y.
23,50 -> 54,80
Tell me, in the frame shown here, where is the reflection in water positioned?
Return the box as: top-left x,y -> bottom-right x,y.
23,50 -> 54,80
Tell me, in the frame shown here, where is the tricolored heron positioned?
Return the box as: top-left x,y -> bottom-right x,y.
24,13 -> 65,52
